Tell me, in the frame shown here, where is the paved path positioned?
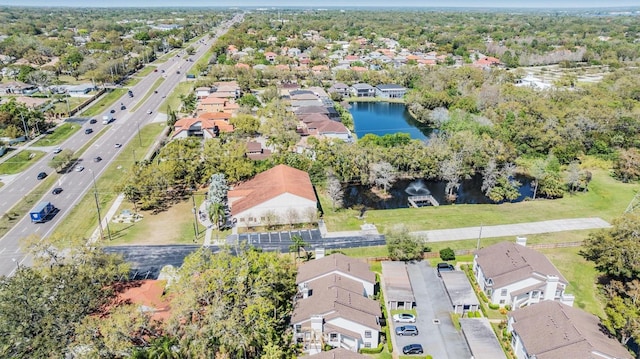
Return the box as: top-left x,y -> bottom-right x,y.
411,217 -> 611,242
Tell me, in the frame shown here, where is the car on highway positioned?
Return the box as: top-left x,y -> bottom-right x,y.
110,109 -> 116,113
75,165 -> 85,172
93,156 -> 102,162
393,313 -> 416,323
52,147 -> 62,154
402,344 -> 423,355
147,109 -> 152,114
114,143 -> 122,148
52,187 -> 63,195
84,128 -> 93,134
37,172 -> 47,180
120,105 -> 126,110
89,118 -> 97,124
395,325 -> 419,336
437,262 -> 455,277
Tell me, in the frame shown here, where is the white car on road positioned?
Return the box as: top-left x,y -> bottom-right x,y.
75,165 -> 85,172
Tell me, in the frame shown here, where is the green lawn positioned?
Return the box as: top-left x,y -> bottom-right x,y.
32,123 -> 81,147
80,88 -> 126,117
321,169 -> 637,233
51,123 -> 167,246
540,246 -> 604,317
162,82 -> 192,114
0,150 -> 45,175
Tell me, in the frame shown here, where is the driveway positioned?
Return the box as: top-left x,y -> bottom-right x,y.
392,261 -> 471,359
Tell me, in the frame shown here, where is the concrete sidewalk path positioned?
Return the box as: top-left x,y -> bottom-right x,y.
411,217 -> 611,242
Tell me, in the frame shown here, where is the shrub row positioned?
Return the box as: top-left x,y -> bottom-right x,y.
359,343 -> 384,354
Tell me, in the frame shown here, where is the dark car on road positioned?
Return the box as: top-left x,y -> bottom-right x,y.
37,172 -> 47,180
402,344 -> 423,355
89,118 -> 97,124
93,156 -> 102,162
437,262 -> 455,277
52,187 -> 63,195
85,128 -> 93,134
120,105 -> 126,110
395,325 -> 419,336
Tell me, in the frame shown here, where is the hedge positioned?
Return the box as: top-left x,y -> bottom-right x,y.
359,343 -> 384,354
489,303 -> 500,310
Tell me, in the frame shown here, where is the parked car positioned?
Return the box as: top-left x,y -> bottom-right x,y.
52,147 -> 62,154
84,128 -> 93,134
37,172 -> 47,180
437,262 -> 455,277
52,187 -> 63,195
395,325 -> 418,336
75,165 -> 84,172
402,344 -> 423,355
93,156 -> 102,162
393,313 -> 416,323
89,118 -> 97,124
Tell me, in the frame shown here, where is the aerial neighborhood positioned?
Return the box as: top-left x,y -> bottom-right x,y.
0,4 -> 639,359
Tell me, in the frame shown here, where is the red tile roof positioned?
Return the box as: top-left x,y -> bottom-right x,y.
117,280 -> 171,322
228,164 -> 316,215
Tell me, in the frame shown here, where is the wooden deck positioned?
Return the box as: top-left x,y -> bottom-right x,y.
408,195 -> 439,207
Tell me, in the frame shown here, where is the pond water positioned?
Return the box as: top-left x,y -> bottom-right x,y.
349,102 -> 433,140
342,175 -> 534,210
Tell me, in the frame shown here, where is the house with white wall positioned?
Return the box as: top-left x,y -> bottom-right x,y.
508,301 -> 632,359
473,238 -> 574,309
227,165 -> 318,228
293,254 -> 380,354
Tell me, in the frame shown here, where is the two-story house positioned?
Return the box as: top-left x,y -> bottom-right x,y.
293,254 -> 380,354
508,301 -> 632,359
473,239 -> 574,309
350,83 -> 375,97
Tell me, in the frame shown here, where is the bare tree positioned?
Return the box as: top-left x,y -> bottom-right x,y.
369,161 -> 396,193
326,174 -> 344,210
285,208 -> 300,228
481,158 -> 499,196
440,153 -> 464,202
566,161 -> 581,193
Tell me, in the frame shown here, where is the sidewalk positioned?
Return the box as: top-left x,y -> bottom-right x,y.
410,217 -> 611,242
87,194 -> 125,244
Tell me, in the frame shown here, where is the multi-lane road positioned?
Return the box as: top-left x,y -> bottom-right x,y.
0,13 -> 243,276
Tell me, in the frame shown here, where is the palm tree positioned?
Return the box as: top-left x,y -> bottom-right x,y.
289,234 -> 309,262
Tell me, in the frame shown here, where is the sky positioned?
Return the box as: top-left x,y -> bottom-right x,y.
0,0 -> 639,8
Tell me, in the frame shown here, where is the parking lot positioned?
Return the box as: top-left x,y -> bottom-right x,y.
392,261 -> 472,358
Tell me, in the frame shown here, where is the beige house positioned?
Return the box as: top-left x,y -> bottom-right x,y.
508,301 -> 632,359
228,165 -> 318,228
293,254 -> 381,354
473,239 -> 574,309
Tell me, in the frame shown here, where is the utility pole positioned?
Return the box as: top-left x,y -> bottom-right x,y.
476,223 -> 483,250
90,169 -> 112,241
20,112 -> 29,139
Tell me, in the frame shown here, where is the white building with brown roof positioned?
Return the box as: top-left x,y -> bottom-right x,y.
296,253 -> 376,297
473,239 -> 574,309
293,254 -> 381,354
508,301 -> 632,359
227,164 -> 318,228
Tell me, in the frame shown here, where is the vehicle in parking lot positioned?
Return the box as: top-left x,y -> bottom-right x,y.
393,313 -> 416,323
75,165 -> 84,172
395,325 -> 418,336
89,119 -> 97,124
93,156 -> 102,162
52,147 -> 62,154
402,344 -> 423,355
437,262 -> 455,277
84,128 -> 93,134
37,171 -> 47,180
52,187 -> 63,195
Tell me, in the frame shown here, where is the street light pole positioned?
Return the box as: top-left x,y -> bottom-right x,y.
136,120 -> 142,147
476,223 -> 483,250
89,169 -> 104,240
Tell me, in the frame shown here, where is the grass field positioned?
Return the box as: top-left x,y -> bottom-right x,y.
51,123 -> 167,246
161,82 -> 193,114
80,89 -> 126,117
32,123 -> 81,147
540,246 -> 604,317
0,150 -> 45,175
